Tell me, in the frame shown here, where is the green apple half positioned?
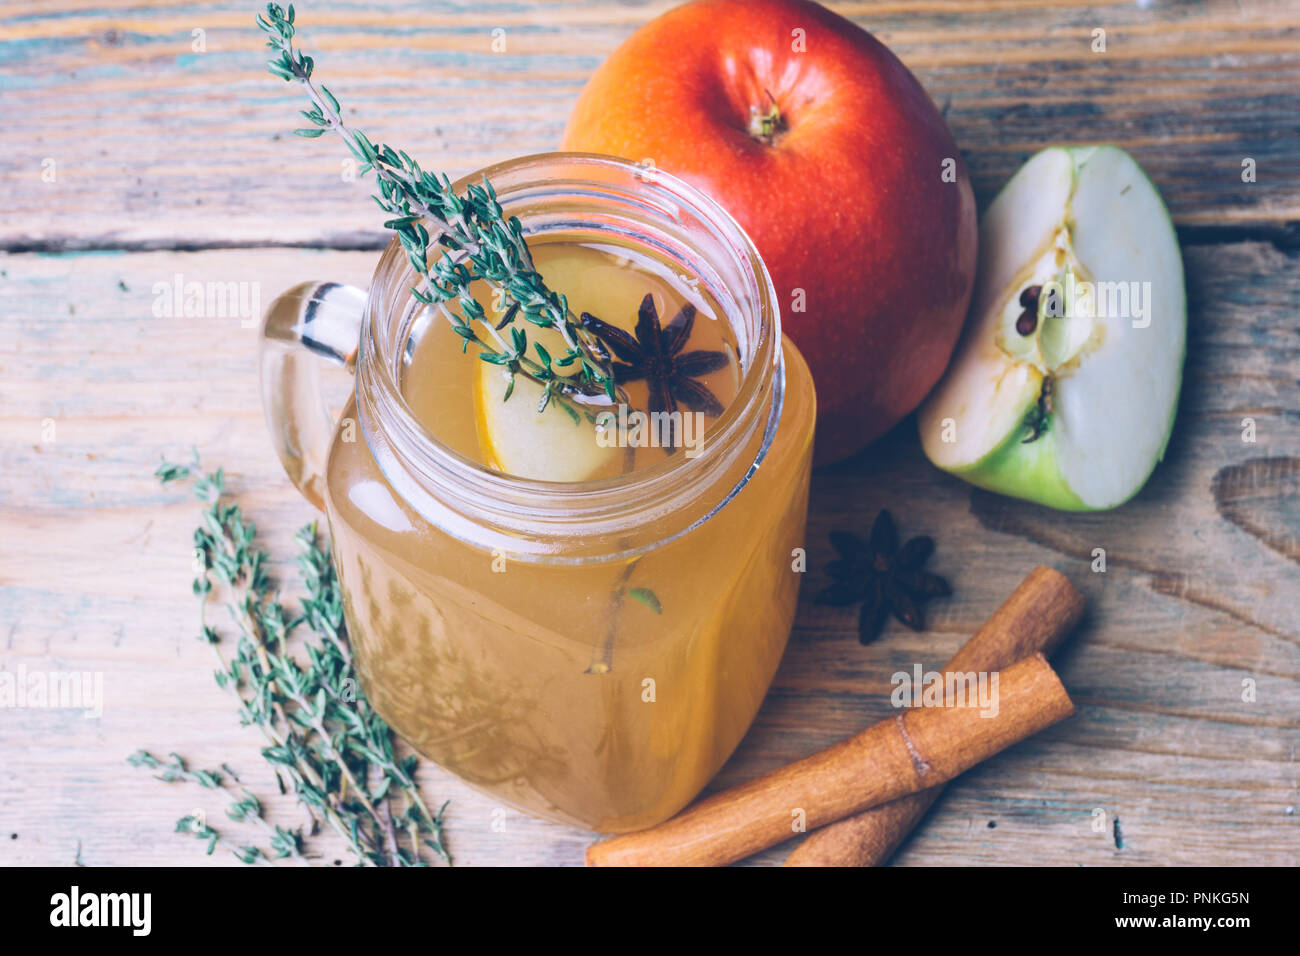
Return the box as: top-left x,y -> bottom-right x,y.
918,145 -> 1186,511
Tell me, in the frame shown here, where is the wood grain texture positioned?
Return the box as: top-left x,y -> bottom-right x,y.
1,0 -> 1298,867
1,0 -> 1297,250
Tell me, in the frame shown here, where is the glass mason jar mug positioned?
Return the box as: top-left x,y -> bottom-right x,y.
260,154 -> 816,832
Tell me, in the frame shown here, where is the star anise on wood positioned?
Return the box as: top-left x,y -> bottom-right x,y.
580,294 -> 728,448
814,510 -> 952,645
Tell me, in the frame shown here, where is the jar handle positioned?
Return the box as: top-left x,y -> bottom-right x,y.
258,281 -> 367,512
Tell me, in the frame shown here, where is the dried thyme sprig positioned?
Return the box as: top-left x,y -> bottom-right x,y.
146,452 -> 450,866
257,2 -> 617,421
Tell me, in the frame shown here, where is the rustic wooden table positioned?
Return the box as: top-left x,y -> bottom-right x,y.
2,0 -> 1297,867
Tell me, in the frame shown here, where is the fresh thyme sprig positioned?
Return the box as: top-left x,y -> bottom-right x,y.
144,451 -> 450,866
257,2 -> 617,421
128,750 -> 307,865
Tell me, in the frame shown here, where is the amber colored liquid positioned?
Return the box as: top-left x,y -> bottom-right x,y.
403,236 -> 743,473
322,237 -> 816,831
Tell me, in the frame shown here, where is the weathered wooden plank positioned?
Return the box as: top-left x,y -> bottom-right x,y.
1,0 -> 1296,251
1,237 -> 1296,865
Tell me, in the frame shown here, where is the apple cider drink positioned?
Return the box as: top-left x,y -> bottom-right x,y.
262,154 -> 815,833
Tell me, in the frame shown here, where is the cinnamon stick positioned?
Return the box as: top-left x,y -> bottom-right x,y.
585,652 -> 1073,867
785,565 -> 1084,867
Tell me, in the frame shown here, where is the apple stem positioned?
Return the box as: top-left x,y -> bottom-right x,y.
747,100 -> 785,145
1021,377 -> 1054,444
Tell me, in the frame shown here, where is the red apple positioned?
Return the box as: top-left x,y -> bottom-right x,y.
562,0 -> 976,464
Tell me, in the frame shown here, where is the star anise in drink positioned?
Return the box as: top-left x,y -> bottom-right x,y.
580,294 -> 728,449
814,510 -> 952,644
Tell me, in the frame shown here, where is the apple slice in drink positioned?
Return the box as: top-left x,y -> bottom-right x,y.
474,325 -> 623,483
918,145 -> 1186,511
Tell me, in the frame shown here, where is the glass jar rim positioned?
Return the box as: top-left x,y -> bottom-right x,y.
353,152 -> 784,562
